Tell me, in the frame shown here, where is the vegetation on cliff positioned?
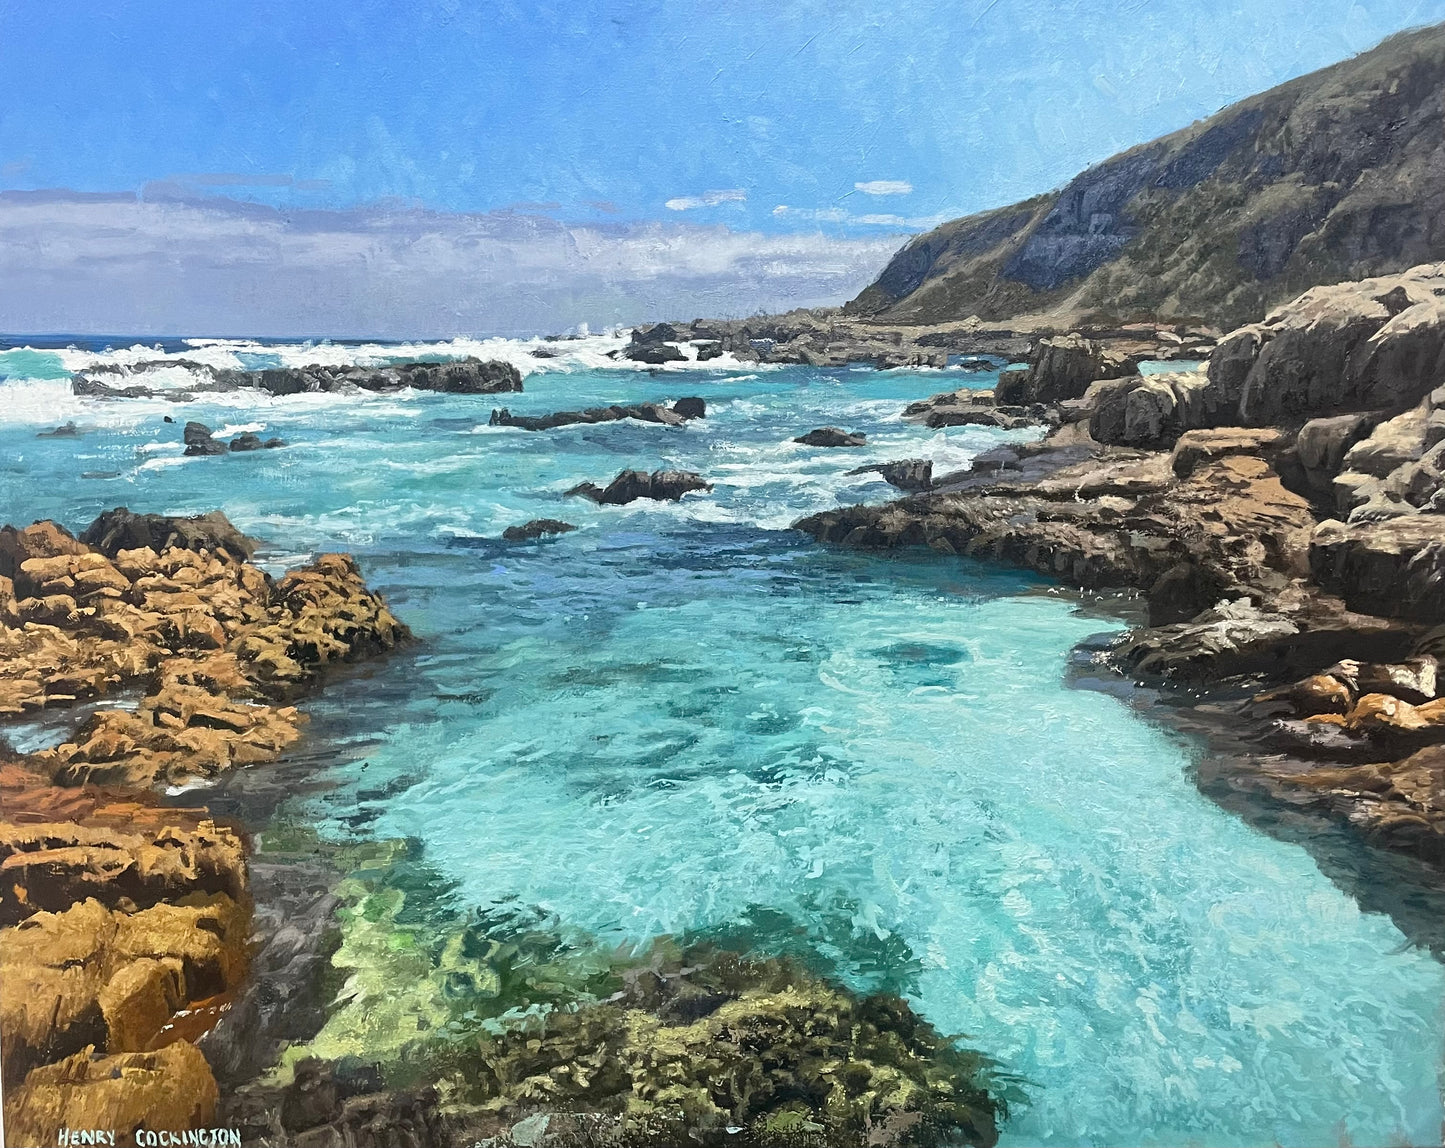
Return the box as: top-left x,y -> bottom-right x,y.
847,23 -> 1445,330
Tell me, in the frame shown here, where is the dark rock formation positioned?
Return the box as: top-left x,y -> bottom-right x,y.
566,470 -> 712,505
622,325 -> 687,364
794,427 -> 866,447
229,433 -> 286,452
902,388 -> 1047,431
1006,334 -> 1141,404
847,459 -> 934,492
74,357 -> 523,399
36,423 -> 80,439
1312,517 -> 1445,622
182,421 -> 226,456
846,23 -> 1445,330
489,397 -> 704,431
79,508 -> 259,562
502,519 -> 577,542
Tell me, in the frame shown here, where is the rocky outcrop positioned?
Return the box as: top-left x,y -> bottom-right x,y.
621,325 -> 688,364
74,357 -> 523,399
4,1042 -> 219,1147
1,893 -> 249,1077
229,432 -> 285,452
489,397 -> 705,431
566,470 -> 712,506
1311,517 -> 1445,622
80,508 -> 257,562
799,427 -> 1313,626
183,421 -> 226,457
0,771 -> 247,926
848,459 -> 934,492
501,519 -> 576,542
0,512 -> 411,1144
1206,265 -> 1445,425
998,334 -> 1140,404
846,23 -> 1445,329
903,388 -> 1051,431
794,427 -> 866,447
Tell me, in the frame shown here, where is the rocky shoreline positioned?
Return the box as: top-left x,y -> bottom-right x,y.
0,506 -> 1010,1147
796,262 -> 1445,878
0,509 -> 408,1143
615,311 -> 1216,373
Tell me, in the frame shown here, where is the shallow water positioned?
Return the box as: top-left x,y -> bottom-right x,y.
1,341 -> 1442,1146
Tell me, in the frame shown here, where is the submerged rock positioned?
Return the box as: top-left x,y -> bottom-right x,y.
36,422 -> 81,439
501,519 -> 577,542
795,427 -> 867,447
272,856 -> 1008,1148
567,469 -> 712,505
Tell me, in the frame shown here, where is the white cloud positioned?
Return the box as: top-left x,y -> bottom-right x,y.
0,191 -> 904,337
664,189 -> 747,211
772,203 -> 943,229
854,180 -> 913,196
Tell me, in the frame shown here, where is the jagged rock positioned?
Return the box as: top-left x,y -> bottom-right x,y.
1169,427 -> 1283,479
502,519 -> 577,542
633,323 -> 679,346
182,421 -> 226,456
3,1042 -> 219,1147
1342,401 -> 1432,477
903,388 -> 1042,431
847,459 -> 933,492
624,342 -> 686,365
74,358 -> 523,399
671,396 -> 707,419
1026,334 -> 1140,403
0,785 -> 247,926
81,508 -> 257,562
229,433 -> 286,452
566,469 -> 711,506
1281,413 -> 1380,496
1312,517 -> 1445,622
693,341 -> 724,362
0,893 -> 248,1077
794,427 -> 866,447
0,522 -> 89,580
1207,266 -> 1445,424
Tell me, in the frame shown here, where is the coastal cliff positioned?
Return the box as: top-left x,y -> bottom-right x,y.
799,263 -> 1445,867
845,23 -> 1445,331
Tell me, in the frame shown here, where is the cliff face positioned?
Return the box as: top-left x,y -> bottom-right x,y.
847,23 -> 1445,330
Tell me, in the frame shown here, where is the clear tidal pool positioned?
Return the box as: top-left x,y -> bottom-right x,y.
2,348 -> 1442,1145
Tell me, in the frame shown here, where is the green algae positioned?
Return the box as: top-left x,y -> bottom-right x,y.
287,844 -> 1012,1147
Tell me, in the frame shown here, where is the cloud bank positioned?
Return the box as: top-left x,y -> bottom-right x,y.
0,191 -> 905,338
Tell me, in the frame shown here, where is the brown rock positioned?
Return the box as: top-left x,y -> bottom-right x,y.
3,1042 -> 218,1146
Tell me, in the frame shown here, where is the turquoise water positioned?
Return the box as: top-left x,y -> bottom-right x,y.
0,348 -> 1442,1146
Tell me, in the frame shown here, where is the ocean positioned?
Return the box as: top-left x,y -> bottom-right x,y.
1,335 -> 1441,1146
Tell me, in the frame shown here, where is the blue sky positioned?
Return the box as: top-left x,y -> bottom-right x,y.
0,0 -> 1442,335
5,0 -> 1444,231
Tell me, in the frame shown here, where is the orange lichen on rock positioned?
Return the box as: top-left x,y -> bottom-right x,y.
0,510 -> 411,1138
3,1042 -> 220,1147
